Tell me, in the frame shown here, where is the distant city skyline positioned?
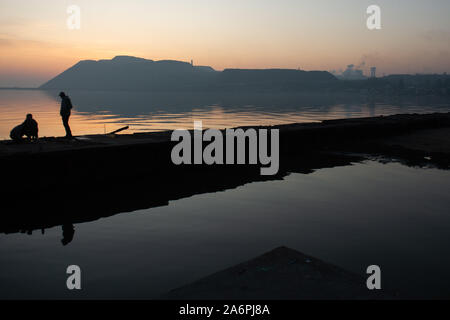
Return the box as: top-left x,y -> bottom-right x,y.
1,0 -> 450,87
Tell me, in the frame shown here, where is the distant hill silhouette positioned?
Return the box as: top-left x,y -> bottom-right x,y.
218,68 -> 337,91
39,55 -> 337,92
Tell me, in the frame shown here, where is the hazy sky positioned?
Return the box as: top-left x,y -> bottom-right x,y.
1,0 -> 450,86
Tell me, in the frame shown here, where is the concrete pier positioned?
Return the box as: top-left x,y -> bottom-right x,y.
1,112 -> 450,234
162,247 -> 392,300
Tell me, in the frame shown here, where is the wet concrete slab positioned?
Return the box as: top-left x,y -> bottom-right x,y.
162,247 -> 392,300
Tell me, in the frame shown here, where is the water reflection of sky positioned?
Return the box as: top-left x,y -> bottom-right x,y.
1,161 -> 450,299
1,89 -> 450,139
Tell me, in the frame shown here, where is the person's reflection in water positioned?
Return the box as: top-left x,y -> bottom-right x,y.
61,224 -> 75,246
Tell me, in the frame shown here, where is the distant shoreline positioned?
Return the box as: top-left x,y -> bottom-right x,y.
0,87 -> 38,90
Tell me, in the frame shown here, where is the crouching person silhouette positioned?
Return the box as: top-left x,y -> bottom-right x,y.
23,114 -> 39,140
59,92 -> 73,138
10,114 -> 39,142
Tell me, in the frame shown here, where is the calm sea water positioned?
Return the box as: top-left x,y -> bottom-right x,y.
1,89 -> 450,139
1,90 -> 450,299
1,161 -> 450,299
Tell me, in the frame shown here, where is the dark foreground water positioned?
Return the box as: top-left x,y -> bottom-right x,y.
1,161 -> 450,299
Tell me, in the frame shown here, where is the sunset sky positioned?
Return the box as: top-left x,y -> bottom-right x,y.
1,0 -> 450,87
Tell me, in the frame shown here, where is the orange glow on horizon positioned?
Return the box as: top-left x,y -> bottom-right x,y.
1,0 -> 449,86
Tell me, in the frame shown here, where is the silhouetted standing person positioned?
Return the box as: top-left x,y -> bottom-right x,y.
59,92 -> 73,138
